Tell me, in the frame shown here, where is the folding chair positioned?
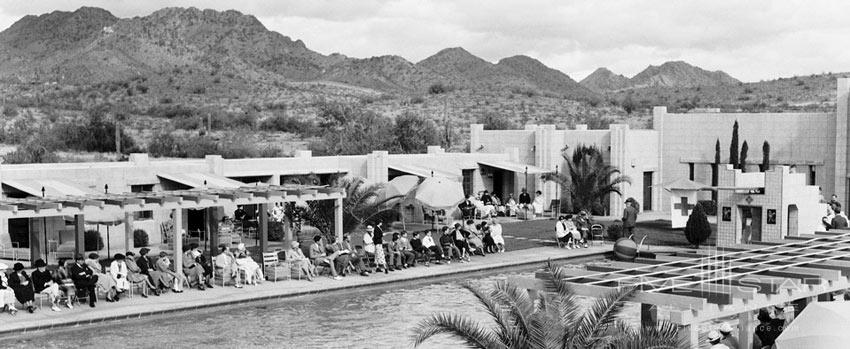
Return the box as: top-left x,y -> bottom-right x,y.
591,224 -> 605,245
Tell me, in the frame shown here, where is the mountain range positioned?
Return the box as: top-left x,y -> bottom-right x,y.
0,7 -> 740,100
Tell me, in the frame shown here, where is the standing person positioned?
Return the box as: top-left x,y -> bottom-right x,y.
831,203 -> 849,229
9,263 -> 36,313
32,259 -> 65,311
69,254 -> 98,307
706,330 -> 730,349
481,221 -> 496,253
372,223 -> 390,274
718,322 -> 739,349
622,198 -> 639,238
755,308 -> 784,349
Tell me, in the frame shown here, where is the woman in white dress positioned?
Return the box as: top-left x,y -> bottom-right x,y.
531,190 -> 545,215
0,263 -> 18,315
234,243 -> 263,285
488,219 -> 505,252
109,254 -> 131,296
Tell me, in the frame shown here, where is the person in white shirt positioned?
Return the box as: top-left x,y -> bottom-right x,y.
488,219 -> 505,253
531,190 -> 545,215
555,216 -> 569,248
109,254 -> 130,297
420,230 -> 445,262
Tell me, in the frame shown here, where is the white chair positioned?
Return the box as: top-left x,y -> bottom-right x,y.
263,252 -> 290,282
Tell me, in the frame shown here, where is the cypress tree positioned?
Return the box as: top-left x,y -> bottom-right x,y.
730,121 -> 739,168
740,141 -> 749,172
713,139 -> 720,186
761,141 -> 770,172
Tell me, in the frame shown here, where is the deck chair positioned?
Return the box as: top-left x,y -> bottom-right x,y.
263,252 -> 290,282
590,224 -> 605,245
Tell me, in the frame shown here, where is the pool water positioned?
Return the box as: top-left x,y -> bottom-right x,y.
4,264 -> 657,349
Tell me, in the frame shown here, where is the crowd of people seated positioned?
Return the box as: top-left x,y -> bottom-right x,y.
0,217 -> 510,316
458,189 -> 548,220
554,212 -> 593,249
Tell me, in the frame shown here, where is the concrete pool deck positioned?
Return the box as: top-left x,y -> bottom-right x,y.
0,243 -> 684,336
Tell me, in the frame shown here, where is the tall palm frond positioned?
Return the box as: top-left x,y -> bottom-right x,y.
543,145 -> 631,215
413,313 -> 507,349
610,320 -> 682,349
568,286 -> 635,349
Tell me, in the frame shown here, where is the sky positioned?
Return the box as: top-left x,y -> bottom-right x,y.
0,0 -> 848,82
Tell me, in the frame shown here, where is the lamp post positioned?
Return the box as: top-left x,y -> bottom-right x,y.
555,165 -> 559,214
524,167 -> 529,219
41,187 -> 48,263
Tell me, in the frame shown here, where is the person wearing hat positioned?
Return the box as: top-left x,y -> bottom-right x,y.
707,330 -> 730,348
622,198 -> 639,238
362,225 -> 376,255
213,244 -> 238,287
155,251 -> 184,293
109,254 -> 130,299
31,259 -> 64,311
234,242 -> 263,285
124,251 -> 158,297
137,248 -> 167,292
70,254 -> 98,307
286,240 -> 315,281
718,322 -> 739,349
85,253 -> 118,302
0,263 -> 19,314
575,211 -> 591,248
8,262 -> 36,313
182,243 -> 209,290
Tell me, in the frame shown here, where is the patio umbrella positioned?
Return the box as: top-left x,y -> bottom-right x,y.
775,301 -> 850,349
383,175 -> 421,229
415,177 -> 465,228
83,210 -> 125,257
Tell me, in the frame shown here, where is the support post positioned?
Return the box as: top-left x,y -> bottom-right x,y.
30,218 -> 42,262
640,303 -> 658,328
738,310 -> 753,349
208,207 -> 220,257
173,208 -> 183,277
124,212 -> 134,253
74,214 -> 85,256
677,324 -> 699,349
259,203 -> 268,254
334,197 -> 344,242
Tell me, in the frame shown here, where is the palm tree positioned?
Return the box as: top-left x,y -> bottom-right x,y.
542,145 -> 631,215
302,176 -> 402,241
412,262 -> 681,349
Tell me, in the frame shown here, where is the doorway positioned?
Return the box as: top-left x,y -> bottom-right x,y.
787,205 -> 799,236
740,206 -> 763,243
643,172 -> 653,211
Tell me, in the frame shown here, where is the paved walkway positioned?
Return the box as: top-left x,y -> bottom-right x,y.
0,244 -> 683,336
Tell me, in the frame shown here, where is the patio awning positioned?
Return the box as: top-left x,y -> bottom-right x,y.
478,160 -> 549,174
2,179 -> 93,197
388,164 -> 460,179
157,172 -> 246,189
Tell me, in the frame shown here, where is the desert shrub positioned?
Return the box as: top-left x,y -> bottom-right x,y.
172,115 -> 204,130
148,104 -> 195,119
159,97 -> 174,104
394,112 -> 441,153
2,137 -> 59,164
258,113 -> 315,135
133,229 -> 149,247
135,85 -> 148,94
192,86 -> 206,94
85,230 -> 104,251
606,223 -> 623,240
211,111 -> 257,130
409,95 -> 425,104
684,203 -> 712,248
428,83 -> 447,95
57,107 -> 136,153
477,112 -> 517,130
697,200 -> 717,216
2,104 -> 19,117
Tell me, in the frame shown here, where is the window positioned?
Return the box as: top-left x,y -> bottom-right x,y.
131,184 -> 154,219
809,166 -> 816,186
688,163 -> 694,181
462,170 -> 474,197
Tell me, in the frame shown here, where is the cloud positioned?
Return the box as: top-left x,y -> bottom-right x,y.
1,0 -> 849,81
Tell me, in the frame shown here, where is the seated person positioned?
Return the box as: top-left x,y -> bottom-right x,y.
309,235 -> 341,280
421,230 -> 446,264
86,253 -> 118,302
125,252 -> 159,296
440,226 -> 461,263
32,259 -> 66,311
0,264 -> 20,314
155,251 -> 185,293
9,262 -> 36,313
341,234 -> 370,276
213,244 -> 242,288
109,254 -> 131,298
137,248 -> 167,292
481,221 -> 497,253
387,233 -> 404,270
472,194 -> 495,219
505,193 -> 519,216
464,220 -> 486,256
182,243 -> 213,290
457,197 -> 476,220
69,254 -> 99,307
564,215 -> 582,249
574,211 -> 592,248
452,223 -> 472,262
234,243 -> 263,285
492,195 -> 506,216
489,219 -> 505,253
286,241 -> 315,281
555,216 -> 570,247
397,231 -> 417,267
326,236 -> 352,276
409,231 -> 429,264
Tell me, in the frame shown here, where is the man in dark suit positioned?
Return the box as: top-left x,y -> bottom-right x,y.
69,254 -> 97,307
518,188 -> 531,206
458,196 -> 476,220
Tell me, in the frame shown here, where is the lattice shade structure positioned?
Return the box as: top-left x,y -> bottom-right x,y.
512,230 -> 850,348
